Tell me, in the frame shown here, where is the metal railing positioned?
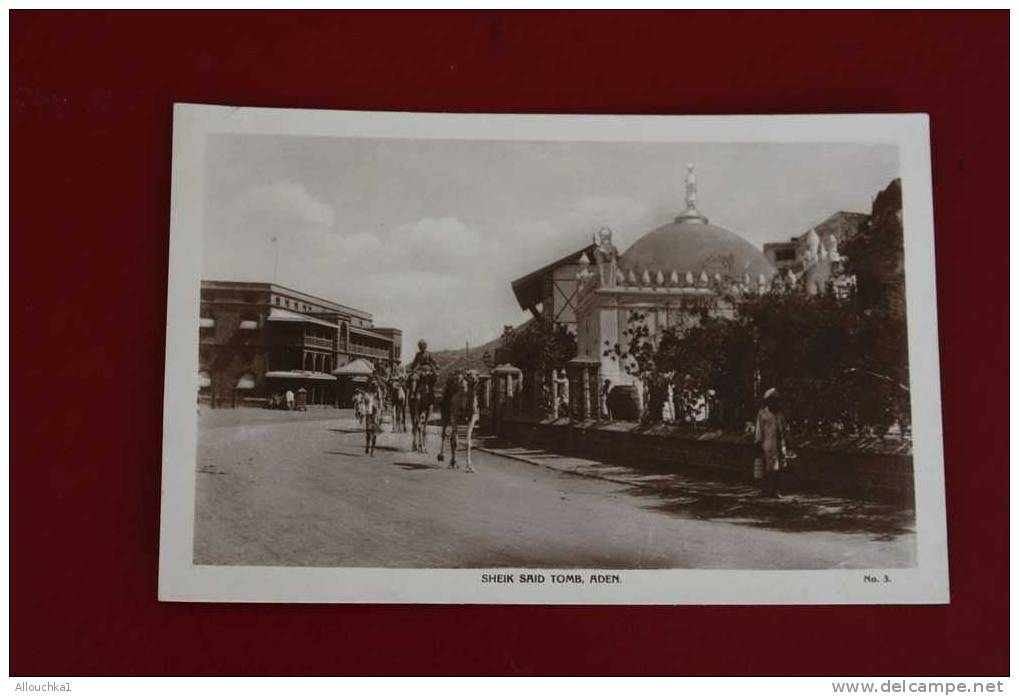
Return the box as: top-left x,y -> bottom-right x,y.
348,344 -> 391,359
303,335 -> 334,349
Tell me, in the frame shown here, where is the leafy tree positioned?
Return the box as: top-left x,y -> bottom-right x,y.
499,319 -> 577,414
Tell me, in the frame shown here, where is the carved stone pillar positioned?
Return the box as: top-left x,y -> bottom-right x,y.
550,370 -> 558,419
581,367 -> 590,421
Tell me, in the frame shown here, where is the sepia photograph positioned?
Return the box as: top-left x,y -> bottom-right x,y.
159,106 -> 947,603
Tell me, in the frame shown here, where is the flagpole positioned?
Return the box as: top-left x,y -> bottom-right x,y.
271,236 -> 279,283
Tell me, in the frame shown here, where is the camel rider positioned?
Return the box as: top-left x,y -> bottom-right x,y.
408,339 -> 439,374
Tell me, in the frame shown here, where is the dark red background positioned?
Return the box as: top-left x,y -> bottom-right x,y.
11,11 -> 1009,676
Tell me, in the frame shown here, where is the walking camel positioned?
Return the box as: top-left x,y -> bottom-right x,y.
407,369 -> 436,453
436,369 -> 480,473
389,374 -> 408,433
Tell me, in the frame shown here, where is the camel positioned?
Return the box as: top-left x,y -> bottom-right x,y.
407,369 -> 436,454
389,375 -> 408,433
437,369 -> 480,473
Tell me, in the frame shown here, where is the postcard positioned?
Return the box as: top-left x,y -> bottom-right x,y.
159,105 -> 947,604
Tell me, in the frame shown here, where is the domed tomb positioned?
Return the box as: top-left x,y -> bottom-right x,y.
618,164 -> 775,280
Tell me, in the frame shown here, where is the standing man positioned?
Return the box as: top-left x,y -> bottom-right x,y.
755,387 -> 788,498
601,379 -> 613,420
285,388 -> 295,411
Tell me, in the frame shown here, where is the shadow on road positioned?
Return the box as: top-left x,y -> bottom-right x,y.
391,461 -> 443,471
485,438 -> 914,540
627,479 -> 914,540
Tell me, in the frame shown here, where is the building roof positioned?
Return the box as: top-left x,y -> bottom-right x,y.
266,307 -> 339,330
264,370 -> 337,381
349,325 -> 396,343
619,219 -> 776,279
332,358 -> 375,376
510,244 -> 596,311
201,280 -> 372,320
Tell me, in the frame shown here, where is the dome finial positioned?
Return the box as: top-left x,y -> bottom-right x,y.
685,163 -> 697,207
675,162 -> 708,224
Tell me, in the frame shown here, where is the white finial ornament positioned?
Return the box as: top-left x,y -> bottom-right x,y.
675,163 -> 708,224
685,162 -> 698,208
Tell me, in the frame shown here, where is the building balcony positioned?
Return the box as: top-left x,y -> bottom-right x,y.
303,335 -> 334,350
348,344 -> 392,360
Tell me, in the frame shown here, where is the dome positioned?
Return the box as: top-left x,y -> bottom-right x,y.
617,163 -> 775,280
619,220 -> 776,279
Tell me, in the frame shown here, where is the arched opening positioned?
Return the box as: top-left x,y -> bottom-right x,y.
234,373 -> 256,408
198,370 -> 212,407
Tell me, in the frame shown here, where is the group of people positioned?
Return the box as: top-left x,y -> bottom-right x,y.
348,339 -> 791,496
351,339 -> 481,467
265,389 -> 296,411
352,338 -> 440,430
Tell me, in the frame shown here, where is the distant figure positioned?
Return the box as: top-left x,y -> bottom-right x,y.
600,379 -> 613,420
363,384 -> 383,456
755,387 -> 788,498
662,383 -> 676,423
353,390 -> 364,424
285,389 -> 295,411
408,339 -> 439,373
555,369 -> 570,416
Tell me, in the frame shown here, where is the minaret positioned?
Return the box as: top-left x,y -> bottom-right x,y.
675,163 -> 709,224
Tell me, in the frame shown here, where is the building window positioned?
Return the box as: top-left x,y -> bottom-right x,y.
275,297 -> 281,305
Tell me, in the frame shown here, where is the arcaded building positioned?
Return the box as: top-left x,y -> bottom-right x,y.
198,280 -> 401,407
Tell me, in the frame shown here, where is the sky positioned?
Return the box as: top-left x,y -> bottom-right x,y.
202,135 -> 898,355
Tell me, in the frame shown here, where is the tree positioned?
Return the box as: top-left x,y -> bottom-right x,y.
499,319 -> 577,414
605,285 -> 907,435
500,319 -> 577,374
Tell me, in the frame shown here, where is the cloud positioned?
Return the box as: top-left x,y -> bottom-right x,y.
205,184 -> 659,356
233,181 -> 335,232
384,217 -> 487,274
